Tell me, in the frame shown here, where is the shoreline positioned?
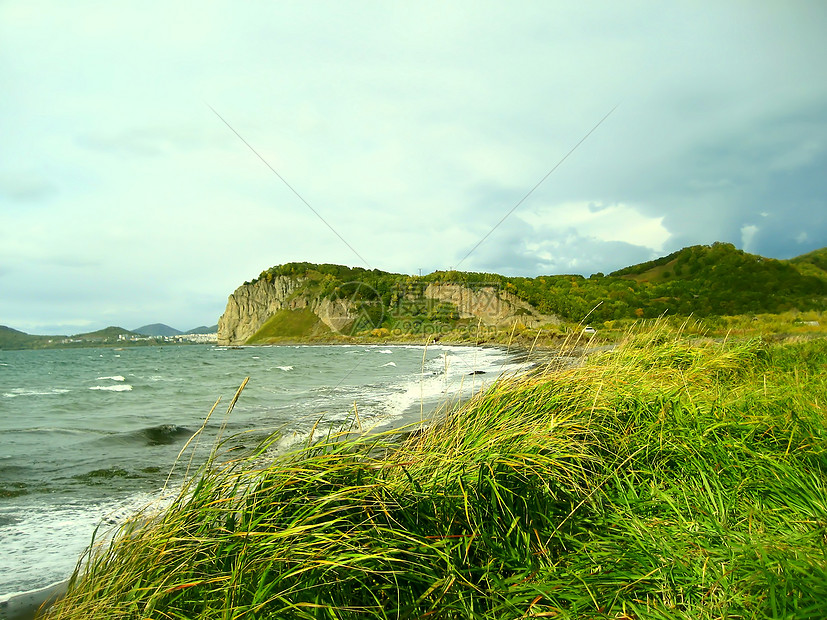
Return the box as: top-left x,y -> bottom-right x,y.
43,333 -> 827,617
0,343 -> 532,617
0,400 -> 467,619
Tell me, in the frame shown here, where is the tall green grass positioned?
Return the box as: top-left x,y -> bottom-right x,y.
48,326 -> 827,619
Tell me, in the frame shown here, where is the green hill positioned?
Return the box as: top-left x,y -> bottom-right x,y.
422,243 -> 827,321
185,325 -> 219,335
790,247 -> 827,279
75,326 -> 141,341
0,325 -> 56,349
6,243 -> 827,350
0,326 -> 146,350
134,323 -> 183,337
588,242 -> 827,318
247,308 -> 332,343
239,244 -> 826,337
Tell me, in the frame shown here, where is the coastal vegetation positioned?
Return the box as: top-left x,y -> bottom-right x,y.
48,324 -> 827,619
224,242 -> 827,346
247,308 -> 333,343
4,242 -> 826,349
252,243 -> 827,326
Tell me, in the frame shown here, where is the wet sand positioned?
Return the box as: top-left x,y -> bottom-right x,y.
0,580 -> 67,620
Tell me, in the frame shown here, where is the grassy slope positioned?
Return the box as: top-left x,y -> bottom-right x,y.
49,327 -> 827,619
246,308 -> 333,344
790,247 -> 827,279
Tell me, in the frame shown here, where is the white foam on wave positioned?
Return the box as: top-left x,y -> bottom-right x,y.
270,428 -> 312,453
381,361 -> 397,367
370,346 -> 524,427
3,387 -> 71,398
145,374 -> 184,383
96,375 -> 125,382
378,349 -> 393,354
89,384 -> 133,392
275,366 -> 294,372
0,490 -> 162,596
382,374 -> 449,419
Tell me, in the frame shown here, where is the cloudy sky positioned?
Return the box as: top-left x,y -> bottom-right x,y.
2,2 -> 825,334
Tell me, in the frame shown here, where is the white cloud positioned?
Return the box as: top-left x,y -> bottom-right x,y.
1,1 -> 825,332
741,224 -> 759,253
518,202 -> 670,252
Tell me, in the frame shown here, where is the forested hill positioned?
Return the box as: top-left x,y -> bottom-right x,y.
462,242 -> 826,320
248,243 -> 827,326
790,247 -> 827,276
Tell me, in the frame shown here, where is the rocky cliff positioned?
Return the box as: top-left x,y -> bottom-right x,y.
421,283 -> 553,328
217,272 -> 559,345
217,277 -> 358,345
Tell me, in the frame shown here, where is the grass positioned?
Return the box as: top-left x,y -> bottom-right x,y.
246,309 -> 333,343
47,325 -> 827,619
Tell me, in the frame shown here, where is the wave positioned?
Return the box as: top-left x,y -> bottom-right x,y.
96,375 -> 125,382
3,387 -> 70,398
100,424 -> 194,447
373,348 -> 523,424
145,374 -> 184,382
0,463 -> 44,499
0,513 -> 23,526
132,424 -> 194,446
275,366 -> 293,371
381,361 -> 397,367
89,384 -> 132,392
72,467 -> 133,482
0,490 -> 163,597
0,482 -> 30,498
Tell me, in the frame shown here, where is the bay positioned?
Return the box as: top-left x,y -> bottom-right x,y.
0,343 -> 521,597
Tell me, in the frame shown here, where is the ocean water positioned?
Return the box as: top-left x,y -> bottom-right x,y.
0,343 -> 522,597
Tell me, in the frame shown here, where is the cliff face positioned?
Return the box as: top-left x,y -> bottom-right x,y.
217,275 -> 559,345
217,277 -> 358,345
422,284 -> 555,328
217,277 -> 299,345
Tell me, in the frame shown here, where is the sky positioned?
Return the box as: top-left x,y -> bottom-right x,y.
2,1 -> 826,335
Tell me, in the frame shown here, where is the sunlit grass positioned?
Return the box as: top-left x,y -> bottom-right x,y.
48,324 -> 827,619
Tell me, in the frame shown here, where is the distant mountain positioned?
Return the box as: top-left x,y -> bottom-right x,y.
185,324 -> 218,334
0,325 -> 51,349
75,326 -> 142,340
0,325 -> 141,349
133,323 -> 183,337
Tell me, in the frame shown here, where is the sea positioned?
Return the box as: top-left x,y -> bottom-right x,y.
0,343 -> 524,599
